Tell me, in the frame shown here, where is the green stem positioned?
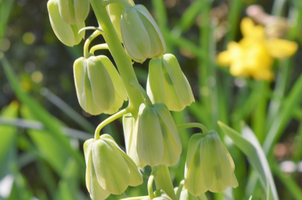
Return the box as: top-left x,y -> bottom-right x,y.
90,43 -> 109,55
175,180 -> 185,200
88,0 -> 144,116
153,165 -> 177,200
177,123 -> 208,134
83,30 -> 103,58
148,175 -> 155,199
94,108 -> 129,139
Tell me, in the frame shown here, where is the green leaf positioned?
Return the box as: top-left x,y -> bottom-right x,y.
264,73 -> 302,154
0,102 -> 19,199
55,159 -> 80,200
20,105 -> 70,175
0,101 -> 19,179
0,0 -> 14,39
0,55 -> 84,169
218,121 -> 278,200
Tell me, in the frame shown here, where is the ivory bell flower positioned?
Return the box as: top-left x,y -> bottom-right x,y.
120,4 -> 166,63
185,131 -> 238,195
84,134 -> 143,200
147,54 -> 195,111
47,0 -> 85,47
107,0 -> 134,42
217,18 -> 298,81
73,55 -> 127,115
123,103 -> 182,167
58,0 -> 90,24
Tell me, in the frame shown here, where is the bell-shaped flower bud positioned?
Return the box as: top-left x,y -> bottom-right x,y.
107,0 -> 134,42
185,131 -> 238,195
147,54 -> 195,111
136,103 -> 182,166
84,134 -> 143,200
123,113 -> 146,168
47,0 -> 85,47
73,55 -> 127,115
120,4 -> 166,63
58,0 -> 90,24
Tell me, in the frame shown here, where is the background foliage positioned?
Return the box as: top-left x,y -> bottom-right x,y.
1,0 -> 302,199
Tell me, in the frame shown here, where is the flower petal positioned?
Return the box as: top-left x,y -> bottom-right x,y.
265,38 -> 298,59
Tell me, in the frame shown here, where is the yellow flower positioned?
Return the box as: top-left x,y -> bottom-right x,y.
217,18 -> 298,81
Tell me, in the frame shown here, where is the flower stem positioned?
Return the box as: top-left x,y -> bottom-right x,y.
153,165 -> 177,200
177,122 -> 208,134
175,180 -> 185,200
94,108 -> 129,140
148,175 -> 155,199
90,43 -> 109,55
83,30 -> 103,58
88,0 -> 144,117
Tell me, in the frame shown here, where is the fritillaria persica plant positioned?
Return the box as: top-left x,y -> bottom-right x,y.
47,0 -> 238,199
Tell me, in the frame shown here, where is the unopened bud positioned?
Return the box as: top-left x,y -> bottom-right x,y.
73,55 -> 127,115
147,54 -> 195,111
120,4 -> 166,63
185,131 -> 238,195
47,0 -> 85,46
84,134 -> 143,200
107,0 -> 134,42
58,0 -> 90,24
136,103 -> 182,166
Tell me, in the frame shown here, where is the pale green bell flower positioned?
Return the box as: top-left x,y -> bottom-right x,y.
73,55 -> 127,115
185,131 -> 238,195
136,103 -> 182,166
120,4 -> 166,63
107,0 -> 134,42
123,103 -> 182,167
84,134 -> 143,200
123,113 -> 146,168
58,0 -> 90,24
147,54 -> 195,111
47,0 -> 85,46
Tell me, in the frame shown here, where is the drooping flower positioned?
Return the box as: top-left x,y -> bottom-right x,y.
147,54 -> 195,111
57,0 -> 90,24
73,55 -> 127,115
120,4 -> 166,63
107,0 -> 134,42
217,18 -> 298,81
84,134 -> 143,200
185,131 -> 238,195
47,0 -> 85,47
123,103 -> 182,167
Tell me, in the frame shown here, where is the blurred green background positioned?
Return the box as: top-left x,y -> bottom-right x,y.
1,0 -> 302,199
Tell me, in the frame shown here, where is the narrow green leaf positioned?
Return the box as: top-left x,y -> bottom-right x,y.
0,102 -> 18,170
264,73 -> 302,154
0,101 -> 18,200
271,161 -> 302,200
55,159 -> 80,200
0,55 -> 85,168
0,0 -> 14,38
40,88 -> 94,133
218,121 -> 279,200
20,105 -> 70,175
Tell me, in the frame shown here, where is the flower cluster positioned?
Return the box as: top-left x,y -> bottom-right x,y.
217,18 -> 298,81
47,0 -> 238,199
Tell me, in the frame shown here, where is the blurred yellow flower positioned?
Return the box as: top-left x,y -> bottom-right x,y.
217,18 -> 298,81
